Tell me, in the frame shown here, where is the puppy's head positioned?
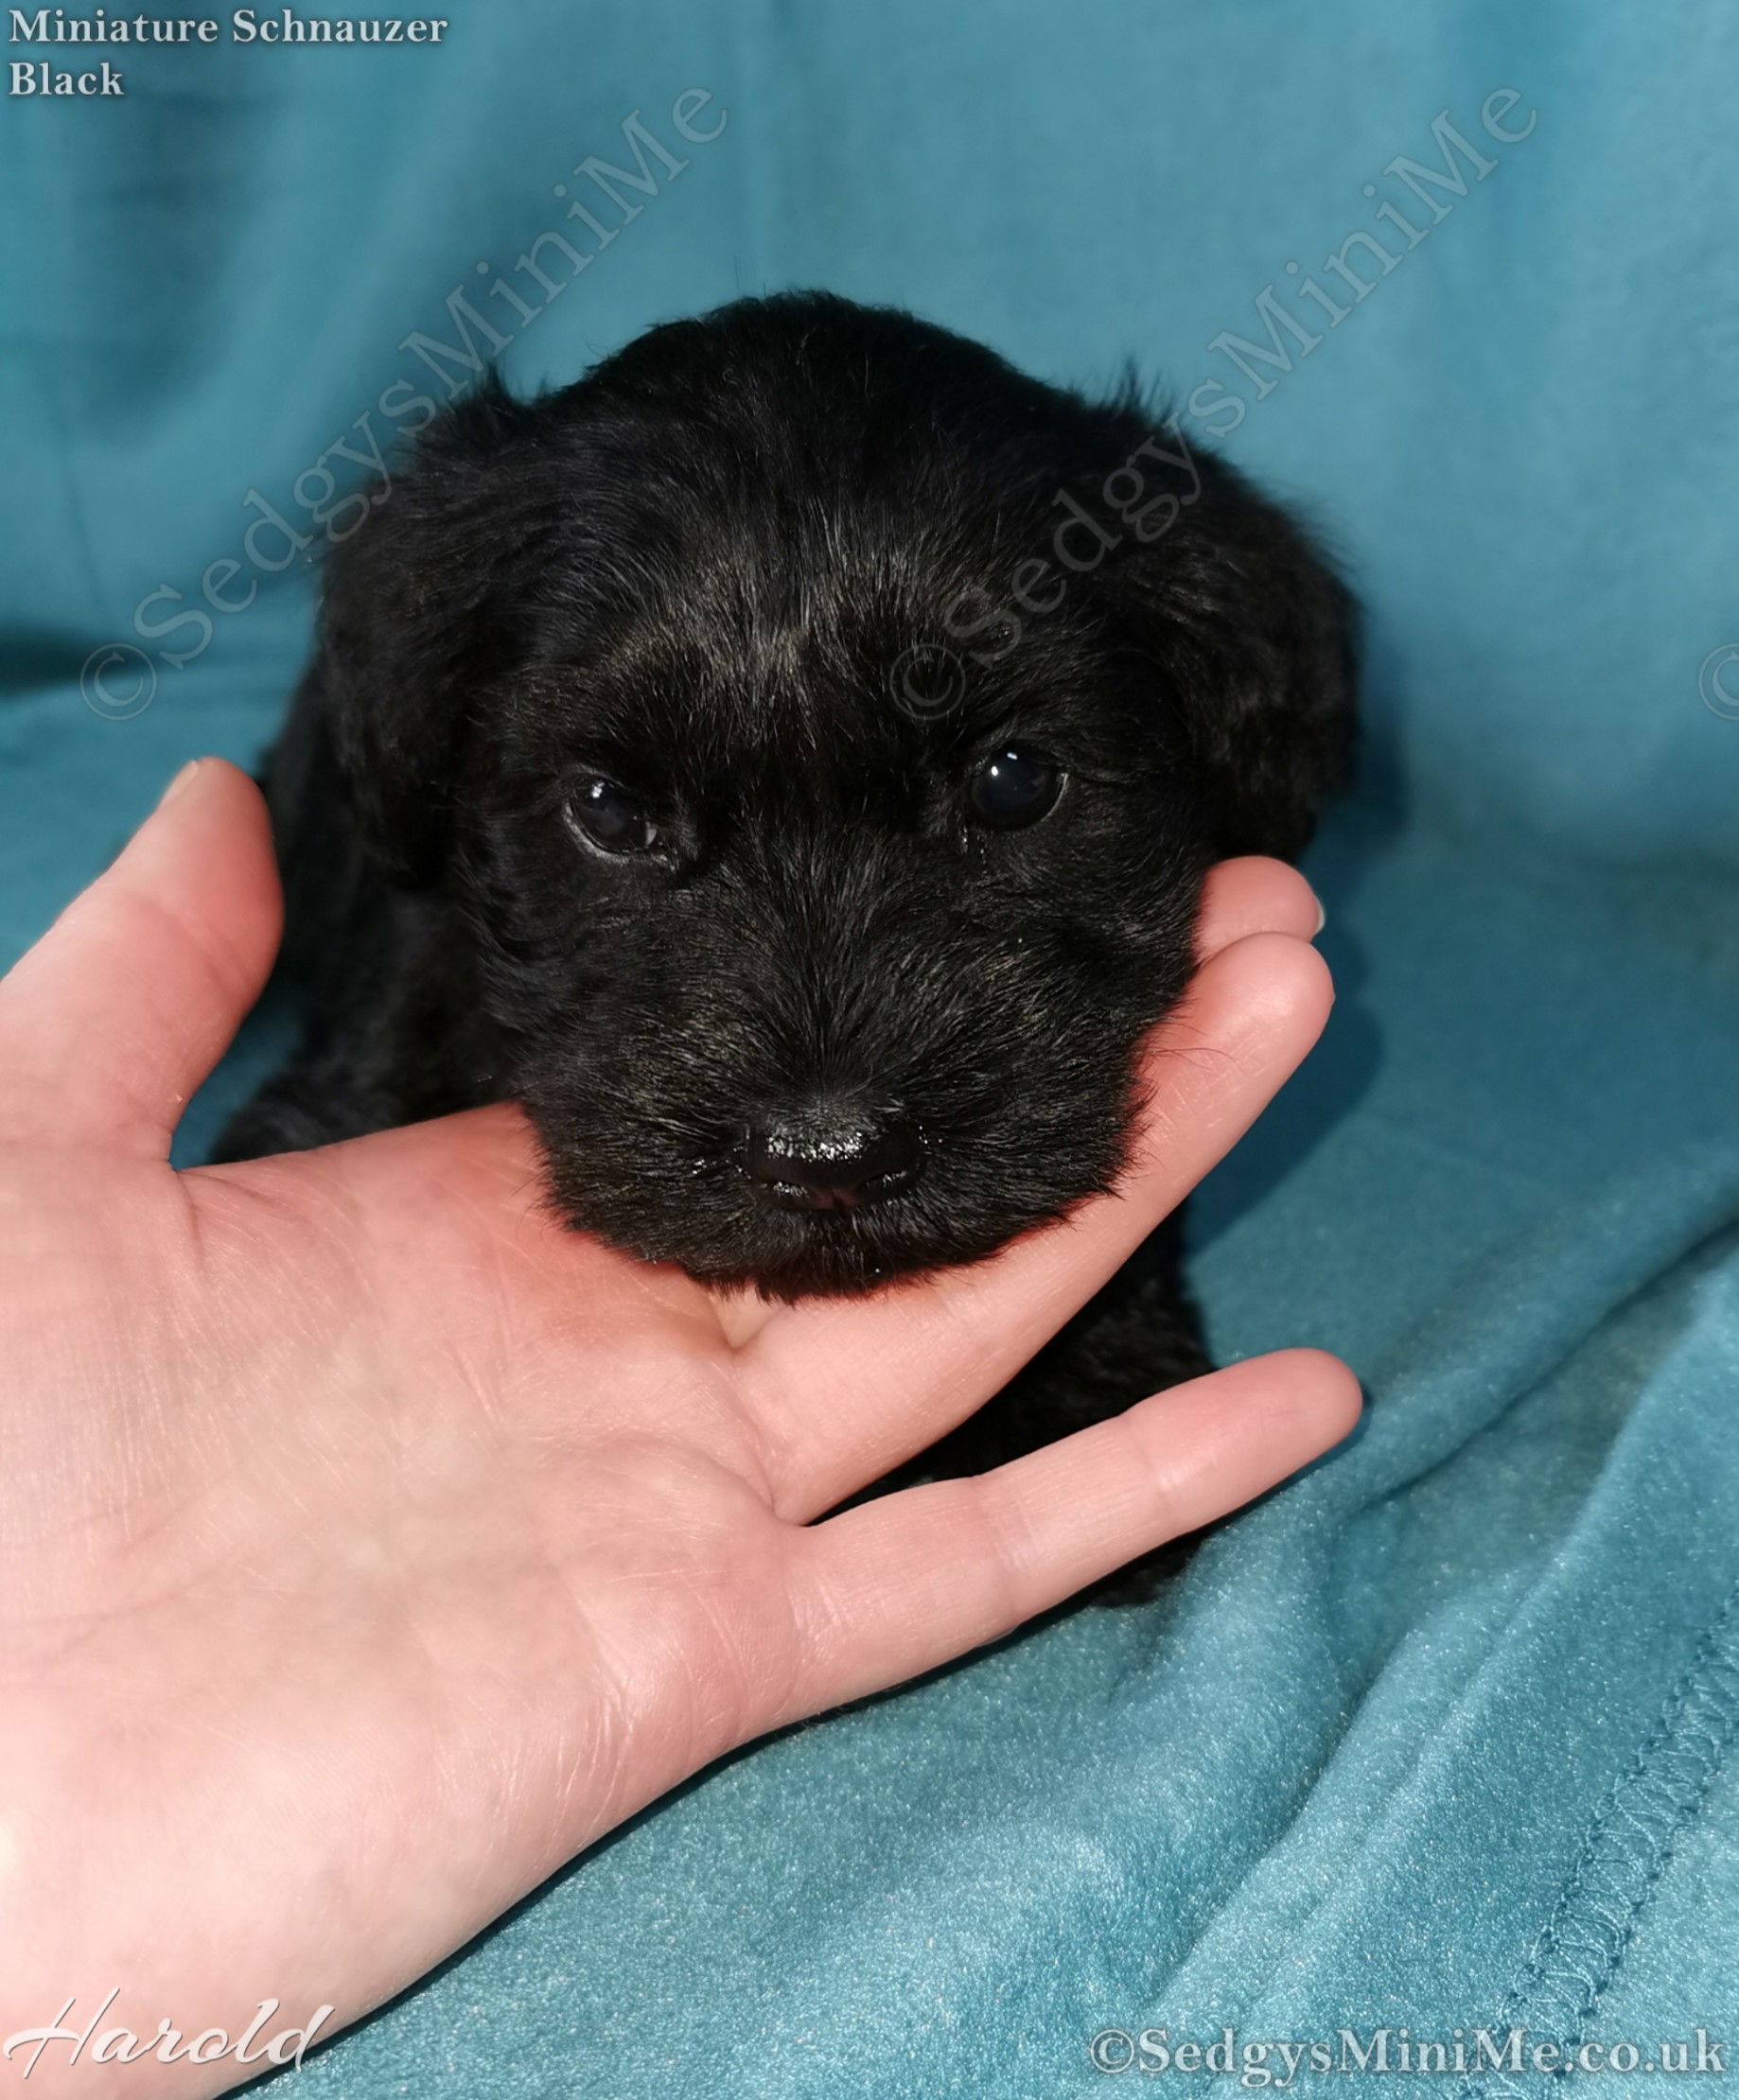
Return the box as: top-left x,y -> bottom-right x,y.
317,293 -> 1354,1297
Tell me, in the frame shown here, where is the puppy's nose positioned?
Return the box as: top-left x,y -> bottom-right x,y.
743,1110 -> 921,1211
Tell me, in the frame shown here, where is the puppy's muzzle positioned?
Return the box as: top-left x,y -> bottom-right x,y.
743,1108 -> 922,1212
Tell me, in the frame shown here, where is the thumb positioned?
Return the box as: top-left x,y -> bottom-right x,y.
0,760 -> 282,1156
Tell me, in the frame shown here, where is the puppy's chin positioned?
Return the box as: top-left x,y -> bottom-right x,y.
677,1231 -> 968,1304
666,1213 -> 1027,1304
539,1156 -> 1113,1303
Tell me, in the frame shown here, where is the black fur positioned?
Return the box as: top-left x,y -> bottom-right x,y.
222,293 -> 1355,1559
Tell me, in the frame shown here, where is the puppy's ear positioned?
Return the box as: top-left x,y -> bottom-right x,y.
315,375 -> 545,885
1097,424 -> 1358,862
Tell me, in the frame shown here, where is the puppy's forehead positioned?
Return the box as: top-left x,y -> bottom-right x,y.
528,522 -> 1057,779
513,353 -> 1145,789
530,601 -> 954,790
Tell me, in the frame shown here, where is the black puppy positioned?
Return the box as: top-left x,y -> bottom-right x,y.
222,291 -> 1354,1497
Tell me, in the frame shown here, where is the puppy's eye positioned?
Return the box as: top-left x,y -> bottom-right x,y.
966,747 -> 1063,830
564,777 -> 661,857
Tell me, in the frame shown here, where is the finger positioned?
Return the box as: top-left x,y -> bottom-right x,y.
784,1350 -> 1361,1715
739,931 -> 1333,1518
1195,856 -> 1323,956
0,760 -> 282,1155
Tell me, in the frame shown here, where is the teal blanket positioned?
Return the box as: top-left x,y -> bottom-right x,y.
6,3 -> 1739,2089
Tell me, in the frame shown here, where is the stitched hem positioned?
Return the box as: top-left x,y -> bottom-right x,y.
1460,1584 -> 1739,2099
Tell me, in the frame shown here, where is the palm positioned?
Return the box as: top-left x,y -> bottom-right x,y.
0,764 -> 1354,2099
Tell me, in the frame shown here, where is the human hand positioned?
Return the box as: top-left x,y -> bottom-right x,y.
0,761 -> 1357,2096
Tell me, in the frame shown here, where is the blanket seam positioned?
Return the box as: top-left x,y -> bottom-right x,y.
1458,1582 -> 1739,2099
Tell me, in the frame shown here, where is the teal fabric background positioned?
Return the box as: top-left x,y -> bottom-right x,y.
5,3 -> 1739,2091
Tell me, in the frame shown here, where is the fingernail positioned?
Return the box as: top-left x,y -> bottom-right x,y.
1311,893 -> 1326,936
158,759 -> 204,809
